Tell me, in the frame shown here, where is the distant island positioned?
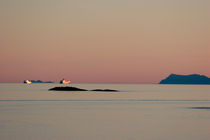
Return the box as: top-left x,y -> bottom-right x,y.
159,74 -> 210,85
49,86 -> 118,92
31,80 -> 53,83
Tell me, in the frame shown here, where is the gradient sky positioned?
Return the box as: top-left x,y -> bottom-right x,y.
0,0 -> 210,83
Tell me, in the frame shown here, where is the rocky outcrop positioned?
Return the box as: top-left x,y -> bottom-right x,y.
49,86 -> 118,92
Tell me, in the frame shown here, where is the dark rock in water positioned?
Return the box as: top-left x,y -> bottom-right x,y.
31,80 -> 53,83
49,86 -> 118,92
159,74 -> 210,85
49,86 -> 88,91
190,107 -> 210,110
91,89 -> 118,92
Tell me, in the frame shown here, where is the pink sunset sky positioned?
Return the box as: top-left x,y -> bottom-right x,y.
0,0 -> 210,83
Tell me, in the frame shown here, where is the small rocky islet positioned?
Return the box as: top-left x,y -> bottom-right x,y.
49,86 -> 118,92
159,74 -> 210,85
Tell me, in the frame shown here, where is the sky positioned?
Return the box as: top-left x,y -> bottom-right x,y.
0,0 -> 209,83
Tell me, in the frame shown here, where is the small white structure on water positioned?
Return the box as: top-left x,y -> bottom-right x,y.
60,79 -> 71,84
24,80 -> 32,84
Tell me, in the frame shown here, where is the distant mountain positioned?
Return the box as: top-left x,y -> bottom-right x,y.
159,74 -> 210,85
31,80 -> 53,83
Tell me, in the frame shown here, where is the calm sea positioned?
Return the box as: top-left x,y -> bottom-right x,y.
0,83 -> 210,140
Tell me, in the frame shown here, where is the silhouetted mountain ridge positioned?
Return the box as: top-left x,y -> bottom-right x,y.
31,80 -> 53,83
159,74 -> 210,85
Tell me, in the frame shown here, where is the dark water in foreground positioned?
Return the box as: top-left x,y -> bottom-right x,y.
0,83 -> 210,140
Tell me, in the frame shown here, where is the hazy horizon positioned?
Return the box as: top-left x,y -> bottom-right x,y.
1,73 -> 210,84
1,0 -> 209,83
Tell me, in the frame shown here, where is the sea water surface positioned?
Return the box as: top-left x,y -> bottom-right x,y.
0,83 -> 210,140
